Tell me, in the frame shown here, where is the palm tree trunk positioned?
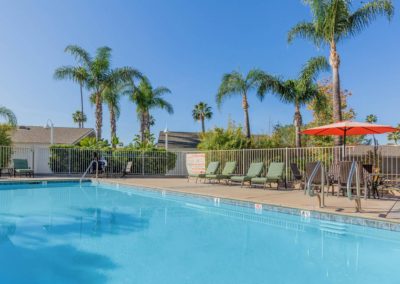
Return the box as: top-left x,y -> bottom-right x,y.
242,93 -> 251,138
145,111 -> 151,135
140,112 -> 146,142
80,82 -> 84,128
330,42 -> 343,146
110,108 -> 116,147
95,92 -> 103,140
201,116 -> 205,133
294,103 -> 302,148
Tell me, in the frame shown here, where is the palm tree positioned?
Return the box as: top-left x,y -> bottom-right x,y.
192,102 -> 213,133
127,79 -> 173,142
62,45 -> 143,140
258,57 -> 329,147
216,70 -> 272,138
103,82 -> 124,148
0,106 -> 17,126
388,124 -> 400,145
54,50 -> 89,128
288,0 -> 394,145
72,110 -> 87,128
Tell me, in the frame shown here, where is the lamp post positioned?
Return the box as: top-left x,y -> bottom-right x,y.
45,119 -> 54,145
164,127 -> 168,150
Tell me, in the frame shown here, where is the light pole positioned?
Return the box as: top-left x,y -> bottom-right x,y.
164,127 -> 168,150
45,119 -> 54,145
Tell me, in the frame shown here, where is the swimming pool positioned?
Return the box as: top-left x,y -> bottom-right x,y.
0,181 -> 398,284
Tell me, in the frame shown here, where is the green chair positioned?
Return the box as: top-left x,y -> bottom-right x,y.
251,162 -> 285,189
188,161 -> 220,183
13,159 -> 34,178
205,161 -> 237,183
230,162 -> 264,187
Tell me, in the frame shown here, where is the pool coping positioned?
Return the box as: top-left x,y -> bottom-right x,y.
0,178 -> 91,185
97,179 -> 400,232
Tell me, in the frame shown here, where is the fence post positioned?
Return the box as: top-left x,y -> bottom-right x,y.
68,148 -> 71,175
285,147 -> 288,184
242,149 -> 245,175
32,147 -> 35,174
142,150 -> 145,176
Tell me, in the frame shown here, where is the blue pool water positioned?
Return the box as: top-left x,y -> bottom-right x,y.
0,182 -> 399,284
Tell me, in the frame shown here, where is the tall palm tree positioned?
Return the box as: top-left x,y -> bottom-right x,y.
127,79 -> 173,142
258,57 -> 329,147
216,70 -> 272,138
103,82 -> 124,147
192,102 -> 213,133
54,51 -> 89,128
72,110 -> 87,128
288,0 -> 394,145
0,106 -> 17,126
62,45 -> 142,140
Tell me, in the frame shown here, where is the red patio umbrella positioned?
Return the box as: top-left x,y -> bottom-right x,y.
301,120 -> 398,157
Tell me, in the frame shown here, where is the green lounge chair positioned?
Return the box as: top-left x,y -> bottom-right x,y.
251,162 -> 285,189
13,159 -> 34,178
188,161 -> 220,183
205,161 -> 237,183
230,162 -> 264,187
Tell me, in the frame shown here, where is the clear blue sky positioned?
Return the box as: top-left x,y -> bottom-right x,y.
1,0 -> 399,144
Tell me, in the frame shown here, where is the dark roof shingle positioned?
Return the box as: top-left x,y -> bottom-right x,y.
11,126 -> 95,145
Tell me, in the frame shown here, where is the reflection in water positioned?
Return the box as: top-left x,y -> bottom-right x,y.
0,184 -> 398,284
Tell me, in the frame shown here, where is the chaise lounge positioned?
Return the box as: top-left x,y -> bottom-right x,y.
205,161 -> 237,183
13,159 -> 34,178
188,161 -> 219,183
251,162 -> 285,189
230,162 -> 264,187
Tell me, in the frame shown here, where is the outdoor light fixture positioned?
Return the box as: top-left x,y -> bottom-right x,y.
44,119 -> 54,145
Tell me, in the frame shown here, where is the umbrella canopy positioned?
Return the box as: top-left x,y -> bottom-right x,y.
301,121 -> 398,158
301,121 -> 398,136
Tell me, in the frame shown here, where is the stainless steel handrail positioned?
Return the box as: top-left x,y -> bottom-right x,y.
346,161 -> 362,212
306,161 -> 326,208
80,160 -> 98,185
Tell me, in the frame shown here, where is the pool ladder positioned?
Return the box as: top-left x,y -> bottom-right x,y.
305,161 -> 328,208
80,160 -> 99,185
306,160 -> 362,212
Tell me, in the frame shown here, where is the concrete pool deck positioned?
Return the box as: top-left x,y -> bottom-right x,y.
1,176 -> 400,225
101,177 -> 400,224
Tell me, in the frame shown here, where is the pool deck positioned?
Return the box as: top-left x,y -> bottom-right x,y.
2,176 -> 400,225
100,177 -> 400,224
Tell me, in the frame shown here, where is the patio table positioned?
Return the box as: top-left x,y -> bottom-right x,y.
365,173 -> 400,199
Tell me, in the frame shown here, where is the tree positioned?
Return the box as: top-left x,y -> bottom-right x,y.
54,47 -> 89,128
216,70 -> 272,138
0,106 -> 17,126
388,124 -> 400,145
127,79 -> 173,142
61,45 -> 142,140
288,0 -> 394,145
258,56 -> 329,147
72,110 -> 87,128
103,81 -> 125,148
306,80 -> 358,146
192,102 -> 213,133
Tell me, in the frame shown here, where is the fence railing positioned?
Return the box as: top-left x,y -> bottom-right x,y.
1,145 -> 400,179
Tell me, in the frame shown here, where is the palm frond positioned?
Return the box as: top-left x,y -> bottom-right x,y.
348,0 -> 394,37
216,72 -> 245,107
0,106 -> 17,126
64,45 -> 91,67
299,56 -> 329,84
287,21 -> 320,45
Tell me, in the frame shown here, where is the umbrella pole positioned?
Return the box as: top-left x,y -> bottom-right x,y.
343,130 -> 347,160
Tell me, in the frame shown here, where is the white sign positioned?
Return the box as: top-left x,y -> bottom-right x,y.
186,153 -> 206,175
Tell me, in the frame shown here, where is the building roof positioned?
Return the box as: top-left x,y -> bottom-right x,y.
157,131 -> 201,150
11,126 -> 95,145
